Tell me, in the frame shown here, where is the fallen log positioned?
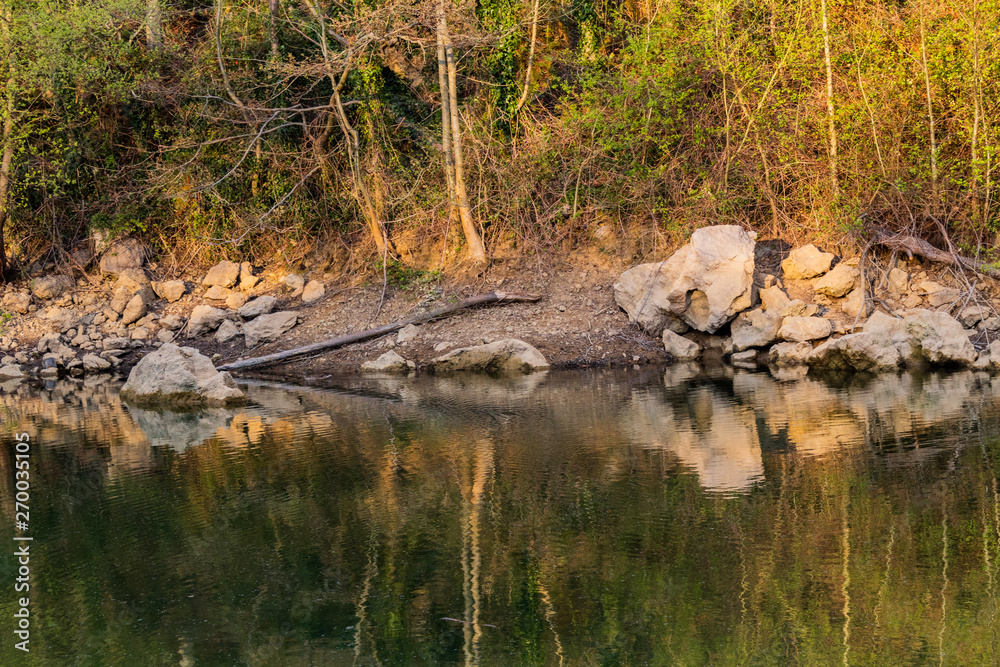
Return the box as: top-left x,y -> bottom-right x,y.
217,291 -> 542,372
874,230 -> 1000,279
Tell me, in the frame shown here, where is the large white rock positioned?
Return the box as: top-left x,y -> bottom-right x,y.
768,341 -> 813,366
903,309 -> 977,366
759,286 -> 791,312
202,260 -> 241,288
863,311 -> 914,359
237,296 -> 277,319
781,244 -> 834,280
361,350 -> 415,374
2,291 -> 30,314
814,263 -> 859,297
779,316 -> 832,342
120,344 -> 244,406
662,330 -> 702,361
428,339 -> 549,374
614,225 -> 756,334
0,364 -> 24,380
186,305 -> 228,337
730,308 -> 782,351
302,280 -> 326,303
808,333 -> 902,372
99,238 -> 145,275
31,275 -> 75,300
152,279 -> 186,303
82,353 -> 111,372
242,311 -> 299,348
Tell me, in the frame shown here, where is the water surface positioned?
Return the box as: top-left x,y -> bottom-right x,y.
2,366 -> 1000,665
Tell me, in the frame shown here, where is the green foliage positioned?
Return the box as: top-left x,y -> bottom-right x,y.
373,259 -> 441,290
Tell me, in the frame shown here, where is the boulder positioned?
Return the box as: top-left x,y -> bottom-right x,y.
759,286 -> 791,312
397,324 -> 419,344
215,319 -> 240,343
102,337 -> 130,351
284,273 -> 305,292
731,349 -> 758,365
958,306 -> 986,328
302,280 -> 326,303
160,314 -> 185,331
121,289 -> 155,326
130,327 -> 150,341
814,263 -> 859,297
225,292 -> 248,310
980,317 -> 1000,332
614,225 -> 756,334
730,308 -> 782,351
768,341 -> 814,367
0,364 -> 24,380
2,291 -> 30,314
841,287 -> 870,319
916,281 -> 960,308
863,311 -> 913,359
239,262 -> 258,291
114,268 -> 151,293
120,343 -> 244,406
662,330 -> 702,361
781,300 -> 819,318
974,340 -> 1000,371
779,316 -> 832,342
808,333 -> 901,372
31,275 -> 75,300
203,285 -> 234,301
361,350 -> 415,374
202,260 -> 240,288
152,280 -> 186,303
41,307 -> 78,333
156,329 -> 176,344
781,245 -> 834,280
186,305 -> 228,337
82,353 -> 111,372
903,310 -> 977,366
242,311 -> 299,348
428,339 -> 550,374
99,238 -> 145,275
36,332 -> 63,354
237,296 -> 276,319
110,286 -> 132,314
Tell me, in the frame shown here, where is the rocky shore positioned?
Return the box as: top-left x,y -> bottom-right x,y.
1,226 -> 997,391
614,225 -> 998,375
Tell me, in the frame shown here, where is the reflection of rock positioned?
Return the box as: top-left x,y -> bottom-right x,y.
624,384 -> 764,493
126,405 -> 240,452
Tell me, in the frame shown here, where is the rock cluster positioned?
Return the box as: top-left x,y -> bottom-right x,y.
616,226 -> 992,375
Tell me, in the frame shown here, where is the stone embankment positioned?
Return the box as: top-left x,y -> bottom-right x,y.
2,224 -> 995,389
614,225 -> 997,374
0,237 -> 325,384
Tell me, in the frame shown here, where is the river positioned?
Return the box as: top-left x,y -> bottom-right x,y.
1,365 -> 998,664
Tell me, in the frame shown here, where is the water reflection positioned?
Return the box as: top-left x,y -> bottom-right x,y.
1,368 -> 999,664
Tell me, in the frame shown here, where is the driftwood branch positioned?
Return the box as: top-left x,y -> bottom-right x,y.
873,230 -> 1000,279
217,291 -> 542,372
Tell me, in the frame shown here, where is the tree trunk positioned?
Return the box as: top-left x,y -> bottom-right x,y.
820,0 -> 838,197
145,0 -> 163,52
441,5 -> 487,263
0,3 -> 14,280
436,10 -> 459,230
919,2 -> 938,209
269,0 -> 280,58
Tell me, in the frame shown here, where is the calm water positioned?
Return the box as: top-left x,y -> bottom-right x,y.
2,365 -> 1000,665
